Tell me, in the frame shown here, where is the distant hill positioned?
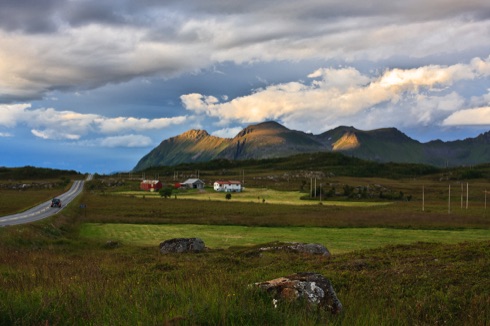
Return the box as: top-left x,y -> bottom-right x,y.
133,121 -> 490,171
0,166 -> 82,180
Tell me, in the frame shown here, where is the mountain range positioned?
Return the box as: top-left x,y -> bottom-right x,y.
133,121 -> 490,171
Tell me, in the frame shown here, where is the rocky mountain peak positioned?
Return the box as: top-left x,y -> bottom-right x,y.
133,121 -> 490,171
179,129 -> 210,140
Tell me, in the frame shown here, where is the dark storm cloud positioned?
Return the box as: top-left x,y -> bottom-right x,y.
0,0 -> 62,32
0,0 -> 489,103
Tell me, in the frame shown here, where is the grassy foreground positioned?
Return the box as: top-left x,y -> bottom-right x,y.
0,220 -> 488,325
80,223 -> 490,254
0,176 -> 489,325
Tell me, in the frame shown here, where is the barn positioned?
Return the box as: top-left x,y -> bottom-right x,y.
213,180 -> 242,192
140,180 -> 163,192
181,178 -> 205,189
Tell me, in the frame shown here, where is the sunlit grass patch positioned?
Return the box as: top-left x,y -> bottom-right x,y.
80,223 -> 490,254
117,187 -> 392,207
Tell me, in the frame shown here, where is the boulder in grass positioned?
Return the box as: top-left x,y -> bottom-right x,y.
255,272 -> 342,314
259,242 -> 331,258
159,238 -> 205,254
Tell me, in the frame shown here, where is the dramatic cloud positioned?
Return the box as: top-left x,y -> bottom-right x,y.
1,1 -> 489,102
0,104 -> 186,145
182,57 -> 490,132
1,1 -> 489,173
443,106 -> 490,125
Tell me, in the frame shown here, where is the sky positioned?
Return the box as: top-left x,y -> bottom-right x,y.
1,0 -> 490,174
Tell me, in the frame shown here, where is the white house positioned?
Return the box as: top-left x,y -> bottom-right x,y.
214,180 -> 242,192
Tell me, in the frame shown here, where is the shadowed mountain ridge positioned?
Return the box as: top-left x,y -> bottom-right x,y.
133,121 -> 490,171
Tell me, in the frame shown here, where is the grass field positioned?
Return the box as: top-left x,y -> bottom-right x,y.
117,187 -> 392,207
80,223 -> 490,253
0,187 -> 69,215
1,171 -> 490,325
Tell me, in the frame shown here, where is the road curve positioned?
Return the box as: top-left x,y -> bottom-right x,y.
0,176 -> 90,227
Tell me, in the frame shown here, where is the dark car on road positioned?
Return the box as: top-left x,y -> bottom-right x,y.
51,198 -> 62,208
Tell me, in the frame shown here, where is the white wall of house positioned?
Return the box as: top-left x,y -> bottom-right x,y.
214,181 -> 242,192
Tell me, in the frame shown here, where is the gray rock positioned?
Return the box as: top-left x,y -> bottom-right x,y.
159,238 -> 205,254
259,242 -> 331,257
255,272 -> 342,314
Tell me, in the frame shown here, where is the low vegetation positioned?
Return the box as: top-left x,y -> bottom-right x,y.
0,164 -> 489,324
80,223 -> 490,253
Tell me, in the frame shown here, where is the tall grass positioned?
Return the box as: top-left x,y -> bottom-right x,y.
0,172 -> 489,324
80,192 -> 490,229
0,223 -> 488,325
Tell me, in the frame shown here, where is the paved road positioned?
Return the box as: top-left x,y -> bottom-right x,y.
0,175 -> 90,226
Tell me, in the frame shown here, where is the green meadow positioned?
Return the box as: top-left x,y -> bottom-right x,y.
1,164 -> 490,325
81,223 -> 490,254
118,187 -> 391,207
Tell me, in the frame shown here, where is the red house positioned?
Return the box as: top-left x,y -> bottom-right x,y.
140,180 -> 163,192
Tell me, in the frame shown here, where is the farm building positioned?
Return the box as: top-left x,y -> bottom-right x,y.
214,180 -> 242,192
181,178 -> 205,189
140,180 -> 163,192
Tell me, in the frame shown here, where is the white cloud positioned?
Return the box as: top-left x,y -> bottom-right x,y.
99,134 -> 153,148
471,56 -> 490,76
211,127 -> 243,138
0,103 -> 32,127
0,132 -> 13,137
96,116 -> 188,133
182,58 -> 489,132
75,134 -> 153,148
31,129 -> 81,140
0,104 -> 187,142
442,106 -> 490,126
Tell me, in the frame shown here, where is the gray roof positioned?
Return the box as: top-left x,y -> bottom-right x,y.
182,178 -> 204,184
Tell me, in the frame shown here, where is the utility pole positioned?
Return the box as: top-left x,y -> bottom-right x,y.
422,186 -> 425,212
310,178 -> 313,198
466,182 -> 469,209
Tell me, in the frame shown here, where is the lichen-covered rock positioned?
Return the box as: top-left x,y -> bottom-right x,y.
259,242 -> 331,257
159,238 -> 205,254
255,272 -> 342,314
